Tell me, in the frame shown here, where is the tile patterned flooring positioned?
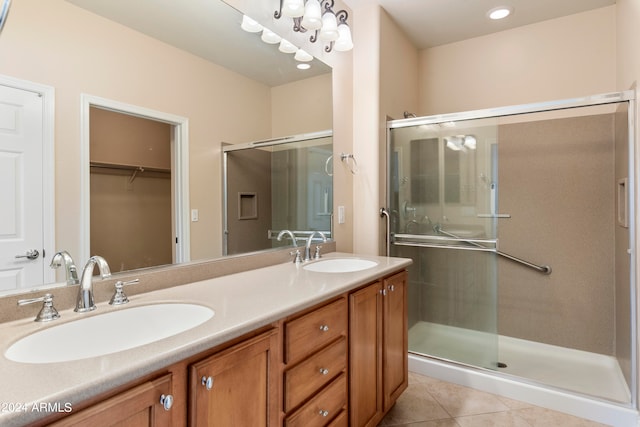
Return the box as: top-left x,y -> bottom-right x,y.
378,373 -> 611,427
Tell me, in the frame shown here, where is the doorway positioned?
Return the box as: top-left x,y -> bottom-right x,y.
80,95 -> 190,271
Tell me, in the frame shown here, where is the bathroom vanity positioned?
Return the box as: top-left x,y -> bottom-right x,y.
0,253 -> 411,427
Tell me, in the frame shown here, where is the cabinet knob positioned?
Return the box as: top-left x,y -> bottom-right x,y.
319,410 -> 329,417
388,284 -> 395,292
319,368 -> 329,375
159,394 -> 173,411
319,324 -> 329,332
201,376 -> 214,390
380,288 -> 387,296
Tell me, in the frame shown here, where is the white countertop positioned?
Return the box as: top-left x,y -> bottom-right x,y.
0,253 -> 411,426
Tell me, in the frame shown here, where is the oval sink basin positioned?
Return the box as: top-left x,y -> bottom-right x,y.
5,303 -> 214,364
303,258 -> 378,273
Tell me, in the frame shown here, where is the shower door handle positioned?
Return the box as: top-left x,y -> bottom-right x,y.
477,213 -> 511,218
380,208 -> 390,256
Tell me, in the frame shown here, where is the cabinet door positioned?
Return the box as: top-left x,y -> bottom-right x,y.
349,281 -> 383,427
190,330 -> 277,427
49,374 -> 173,427
383,271 -> 408,410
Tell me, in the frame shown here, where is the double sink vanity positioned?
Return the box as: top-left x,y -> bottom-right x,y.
0,249 -> 411,427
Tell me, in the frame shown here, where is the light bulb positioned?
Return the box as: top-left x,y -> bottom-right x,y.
301,0 -> 322,30
240,15 -> 263,33
294,49 -> 313,62
319,11 -> 339,42
261,28 -> 281,44
334,23 -> 353,51
487,6 -> 512,20
278,38 -> 298,54
282,0 -> 304,18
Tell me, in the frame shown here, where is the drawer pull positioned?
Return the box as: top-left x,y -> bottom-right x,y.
319,324 -> 329,332
319,368 -> 329,375
201,376 -> 214,390
319,410 -> 330,417
159,394 -> 173,411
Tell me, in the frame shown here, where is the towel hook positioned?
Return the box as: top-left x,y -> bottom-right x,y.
340,153 -> 358,175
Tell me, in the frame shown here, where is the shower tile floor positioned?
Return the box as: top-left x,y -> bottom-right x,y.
378,372 -> 609,426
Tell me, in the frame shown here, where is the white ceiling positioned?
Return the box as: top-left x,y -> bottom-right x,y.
351,0 -> 616,49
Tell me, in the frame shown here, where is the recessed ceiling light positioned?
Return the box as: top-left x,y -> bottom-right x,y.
487,6 -> 513,20
297,63 -> 311,70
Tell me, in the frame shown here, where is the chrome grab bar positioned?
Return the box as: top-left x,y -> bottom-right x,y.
393,228 -> 551,275
435,226 -> 551,275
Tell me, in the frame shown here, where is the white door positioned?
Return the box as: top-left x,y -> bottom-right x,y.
0,84 -> 45,292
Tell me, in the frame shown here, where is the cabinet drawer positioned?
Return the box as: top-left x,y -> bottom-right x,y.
285,374 -> 347,427
285,298 -> 347,363
284,337 -> 347,412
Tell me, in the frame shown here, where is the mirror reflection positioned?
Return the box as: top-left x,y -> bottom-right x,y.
224,132 -> 333,255
0,0 -> 332,295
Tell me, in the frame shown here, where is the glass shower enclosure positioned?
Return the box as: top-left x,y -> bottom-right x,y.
385,91 -> 637,405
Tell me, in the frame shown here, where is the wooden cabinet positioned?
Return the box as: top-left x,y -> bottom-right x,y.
349,271 -> 408,427
40,269 -> 408,427
383,271 -> 409,410
282,297 -> 348,427
48,374 -> 174,427
189,330 -> 279,427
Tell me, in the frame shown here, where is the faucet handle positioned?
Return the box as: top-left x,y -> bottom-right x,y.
289,250 -> 302,265
109,279 -> 140,305
314,246 -> 322,260
18,293 -> 60,322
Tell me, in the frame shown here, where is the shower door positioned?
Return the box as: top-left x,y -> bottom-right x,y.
387,117 -> 500,369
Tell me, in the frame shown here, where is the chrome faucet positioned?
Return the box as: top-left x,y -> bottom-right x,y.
277,230 -> 298,247
76,256 -> 111,313
304,231 -> 327,262
49,251 -> 79,286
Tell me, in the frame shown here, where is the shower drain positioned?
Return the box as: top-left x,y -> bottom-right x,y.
496,362 -> 508,368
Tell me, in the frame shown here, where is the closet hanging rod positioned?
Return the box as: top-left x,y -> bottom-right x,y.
89,162 -> 170,174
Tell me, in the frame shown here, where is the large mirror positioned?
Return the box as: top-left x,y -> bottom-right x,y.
0,0 -> 332,295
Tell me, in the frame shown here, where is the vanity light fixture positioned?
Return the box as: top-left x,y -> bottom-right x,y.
487,6 -> 513,20
275,0 -> 353,53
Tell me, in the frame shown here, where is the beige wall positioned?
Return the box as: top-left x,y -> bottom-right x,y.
271,73 -> 332,137
417,7 -> 616,115
498,114 -> 615,355
89,108 -> 172,169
